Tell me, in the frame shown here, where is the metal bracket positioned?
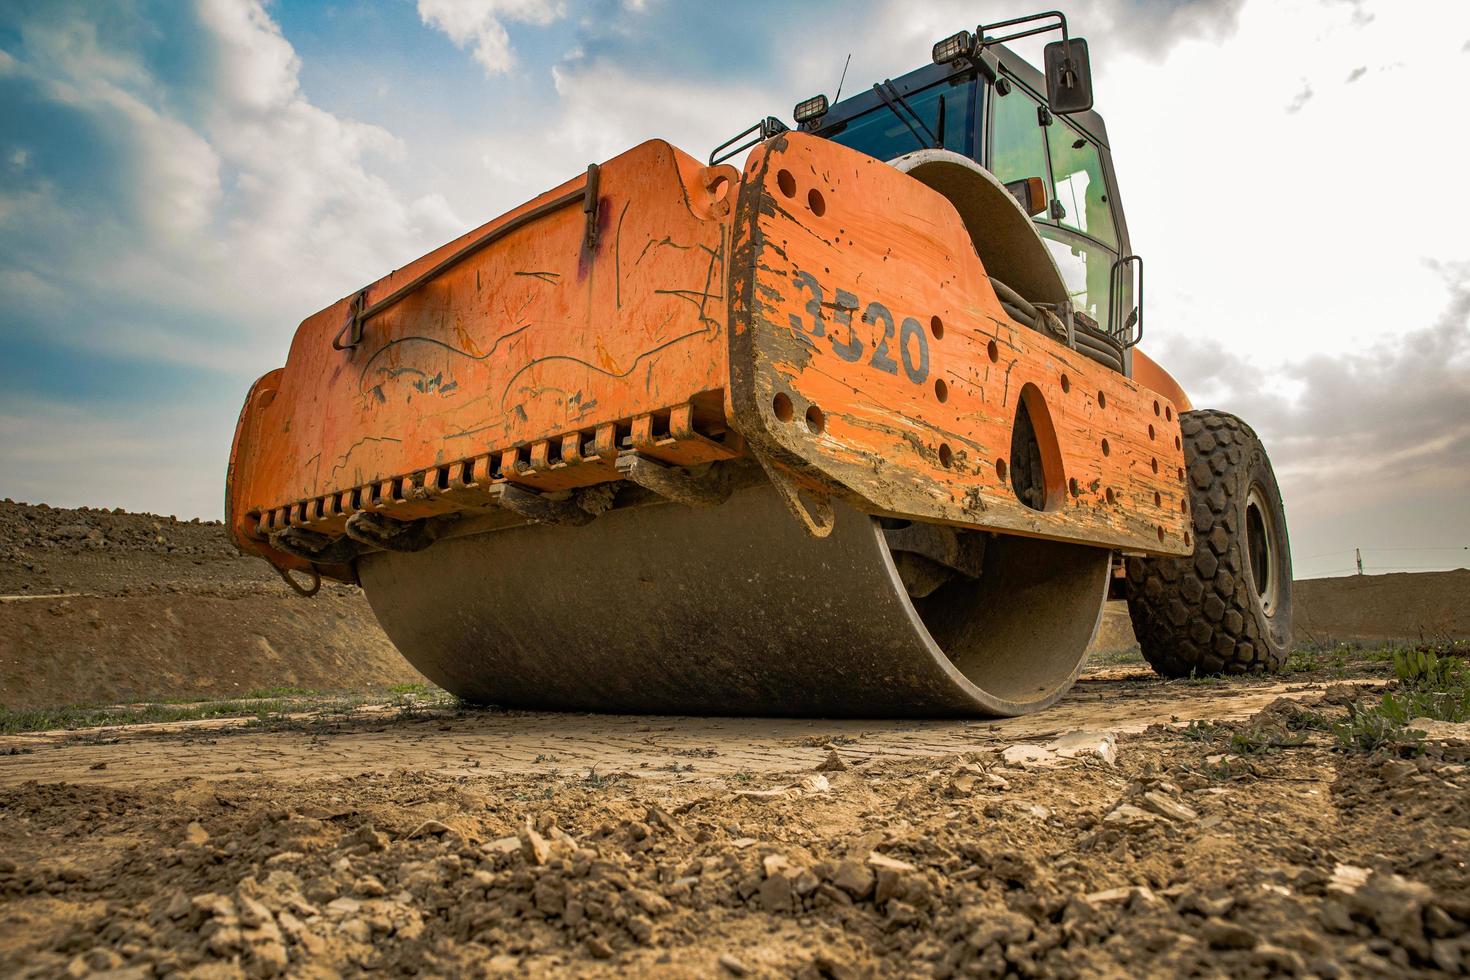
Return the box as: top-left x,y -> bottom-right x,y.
1107,253 -> 1144,348
709,117 -> 789,166
331,290 -> 368,351
756,456 -> 834,539
583,163 -> 601,249
882,523 -> 986,577
490,484 -> 596,527
269,526 -> 359,565
979,10 -> 1070,51
616,453 -> 731,508
344,512 -> 449,553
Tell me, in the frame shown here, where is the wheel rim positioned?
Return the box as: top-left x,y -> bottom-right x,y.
1245,484 -> 1279,617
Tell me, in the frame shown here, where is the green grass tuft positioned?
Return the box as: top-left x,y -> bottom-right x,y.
1333,642 -> 1470,752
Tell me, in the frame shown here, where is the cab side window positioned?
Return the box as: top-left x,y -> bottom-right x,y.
989,77 -> 1129,335
990,84 -> 1049,192
1047,121 -> 1118,248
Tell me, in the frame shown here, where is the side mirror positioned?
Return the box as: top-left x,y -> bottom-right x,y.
1004,177 -> 1047,217
1044,38 -> 1093,114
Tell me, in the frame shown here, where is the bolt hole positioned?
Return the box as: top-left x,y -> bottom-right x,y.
995,457 -> 1008,482
1060,373 -> 1071,393
933,378 -> 949,403
938,443 -> 954,468
1178,466 -> 1184,481
777,170 -> 796,198
804,404 -> 824,434
807,188 -> 826,216
1166,406 -> 1174,421
987,339 -> 999,363
1106,487 -> 1116,505
1154,491 -> 1162,507
1068,477 -> 1079,497
1153,400 -> 1160,416
1098,391 -> 1107,409
1151,457 -> 1159,474
930,315 -> 944,340
1181,499 -> 1188,514
1148,423 -> 1155,440
1101,438 -> 1111,457
1157,525 -> 1165,543
1184,531 -> 1192,547
772,392 -> 794,422
1175,435 -> 1182,450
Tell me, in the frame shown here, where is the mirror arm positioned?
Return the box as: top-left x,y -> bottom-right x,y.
976,10 -> 1069,50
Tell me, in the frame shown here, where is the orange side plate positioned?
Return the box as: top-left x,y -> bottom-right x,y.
227,134 -> 1190,580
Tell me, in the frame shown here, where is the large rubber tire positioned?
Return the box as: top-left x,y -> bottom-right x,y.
1123,410 -> 1293,676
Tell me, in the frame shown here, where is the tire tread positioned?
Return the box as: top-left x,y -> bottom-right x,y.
1124,410 -> 1289,677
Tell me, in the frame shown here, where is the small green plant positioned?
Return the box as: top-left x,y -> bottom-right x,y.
1334,699 -> 1417,753
386,682 -> 439,696
1283,649 -> 1323,674
244,685 -> 321,699
583,767 -> 620,788
1394,647 -> 1466,689
1179,720 -> 1224,742
1329,643 -> 1469,753
1227,727 -> 1307,755
1285,708 -> 1332,732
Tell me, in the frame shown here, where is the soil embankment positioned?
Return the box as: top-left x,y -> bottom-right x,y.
5,498 -> 1466,708
0,501 -> 423,709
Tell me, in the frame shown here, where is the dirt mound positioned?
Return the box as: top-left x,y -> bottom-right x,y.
1085,567 -> 1470,660
1297,569 -> 1470,644
0,499 -> 422,709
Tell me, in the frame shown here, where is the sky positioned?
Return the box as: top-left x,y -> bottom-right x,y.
0,0 -> 1466,579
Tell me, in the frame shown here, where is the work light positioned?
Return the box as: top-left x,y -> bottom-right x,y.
793,94 -> 829,125
931,29 -> 974,65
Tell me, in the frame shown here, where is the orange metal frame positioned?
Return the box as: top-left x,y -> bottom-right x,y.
226,134 -> 1191,581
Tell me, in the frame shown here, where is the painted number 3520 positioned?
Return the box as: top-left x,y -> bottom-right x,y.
788,270 -> 930,385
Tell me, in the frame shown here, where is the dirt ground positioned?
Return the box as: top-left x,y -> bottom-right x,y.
3,664 -> 1469,978
3,500 -> 1470,977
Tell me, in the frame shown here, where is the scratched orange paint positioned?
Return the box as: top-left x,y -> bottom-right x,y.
227,134 -> 1189,579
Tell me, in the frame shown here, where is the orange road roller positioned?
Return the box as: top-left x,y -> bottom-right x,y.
226,12 -> 1292,716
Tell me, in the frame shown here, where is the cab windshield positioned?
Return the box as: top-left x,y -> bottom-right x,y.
826,76 -> 977,162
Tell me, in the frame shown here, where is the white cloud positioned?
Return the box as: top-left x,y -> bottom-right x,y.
0,0 -> 470,516
0,0 -> 464,374
416,0 -> 566,75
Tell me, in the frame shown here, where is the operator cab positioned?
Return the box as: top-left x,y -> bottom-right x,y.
793,15 -> 1139,374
